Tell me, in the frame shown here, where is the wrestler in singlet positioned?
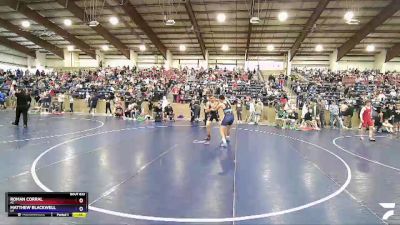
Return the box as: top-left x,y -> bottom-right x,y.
362,105 -> 373,128
221,99 -> 234,126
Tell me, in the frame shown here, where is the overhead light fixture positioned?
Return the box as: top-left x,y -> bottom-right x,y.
221,44 -> 229,51
344,11 -> 354,21
64,19 -> 72,26
67,45 -> 74,51
366,44 -> 375,52
344,11 -> 360,25
179,44 -> 186,51
164,19 -> 175,26
267,44 -> 274,51
315,44 -> 323,52
250,16 -> 261,24
109,16 -> 119,25
21,20 -> 30,28
88,20 -> 99,27
346,18 -> 360,25
139,44 -> 146,52
278,11 -> 288,22
217,13 -> 226,23
102,45 -> 109,51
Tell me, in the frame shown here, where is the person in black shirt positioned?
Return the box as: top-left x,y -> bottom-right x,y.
12,88 -> 31,128
394,106 -> 400,133
164,104 -> 175,121
153,102 -> 163,122
302,108 -> 320,130
89,93 -> 99,115
105,94 -> 113,115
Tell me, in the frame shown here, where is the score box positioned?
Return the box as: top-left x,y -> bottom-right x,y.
6,192 -> 88,217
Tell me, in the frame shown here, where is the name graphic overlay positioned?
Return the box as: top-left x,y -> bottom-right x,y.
6,192 -> 88,218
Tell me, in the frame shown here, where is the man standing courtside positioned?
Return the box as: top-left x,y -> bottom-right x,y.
12,88 -> 31,128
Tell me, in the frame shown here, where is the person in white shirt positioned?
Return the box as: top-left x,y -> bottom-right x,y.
247,99 -> 256,124
161,96 -> 169,112
301,103 -> 308,122
58,93 -> 65,111
390,89 -> 396,97
368,74 -> 374,83
69,96 -> 74,112
296,85 -> 301,94
377,92 -> 386,102
254,99 -> 263,125
382,119 -> 394,133
85,92 -> 90,107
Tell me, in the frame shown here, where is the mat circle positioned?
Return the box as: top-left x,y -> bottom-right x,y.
31,125 -> 352,223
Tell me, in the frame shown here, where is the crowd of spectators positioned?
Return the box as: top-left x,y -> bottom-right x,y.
2,65 -> 398,134
0,66 -> 288,122
282,68 -> 400,133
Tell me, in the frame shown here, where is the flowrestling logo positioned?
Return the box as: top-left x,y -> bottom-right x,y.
380,203 -> 396,220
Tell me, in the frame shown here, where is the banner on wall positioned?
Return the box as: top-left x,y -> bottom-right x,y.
245,61 -> 284,71
0,63 -> 27,70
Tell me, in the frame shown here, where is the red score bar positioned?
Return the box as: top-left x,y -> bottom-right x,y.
12,198 -> 86,205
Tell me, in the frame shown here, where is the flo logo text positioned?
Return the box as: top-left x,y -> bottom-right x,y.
380,203 -> 396,220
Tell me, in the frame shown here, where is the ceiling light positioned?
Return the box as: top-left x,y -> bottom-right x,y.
315,44 -> 323,52
267,44 -> 274,51
278,11 -> 288,22
221,44 -> 229,51
21,20 -> 30,28
139,44 -> 146,51
102,45 -> 109,51
344,11 -> 354,21
250,16 -> 261,24
366,44 -> 375,52
64,19 -> 72,26
88,20 -> 99,27
67,45 -> 74,51
164,19 -> 175,26
179,44 -> 186,51
109,16 -> 119,25
217,13 -> 226,23
346,18 -> 360,25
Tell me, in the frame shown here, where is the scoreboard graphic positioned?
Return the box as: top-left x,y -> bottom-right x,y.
6,192 -> 88,217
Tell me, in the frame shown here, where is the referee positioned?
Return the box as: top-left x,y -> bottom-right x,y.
12,88 -> 31,128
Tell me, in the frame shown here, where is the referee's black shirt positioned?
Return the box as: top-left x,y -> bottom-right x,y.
15,92 -> 31,107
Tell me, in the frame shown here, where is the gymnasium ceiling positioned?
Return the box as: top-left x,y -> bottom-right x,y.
0,0 -> 400,61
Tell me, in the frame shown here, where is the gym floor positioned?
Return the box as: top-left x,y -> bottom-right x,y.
0,111 -> 399,225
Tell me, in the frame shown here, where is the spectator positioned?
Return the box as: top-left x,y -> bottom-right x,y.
236,99 -> 243,124
69,95 -> 74,112
0,90 -> 6,109
329,101 -> 341,129
301,108 -> 320,130
316,99 -> 325,128
247,99 -> 256,124
254,99 -> 263,125
58,93 -> 65,111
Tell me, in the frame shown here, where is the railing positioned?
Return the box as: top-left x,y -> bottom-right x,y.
257,69 -> 264,82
